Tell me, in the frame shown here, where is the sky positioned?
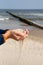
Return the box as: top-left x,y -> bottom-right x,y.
0,0 -> 43,9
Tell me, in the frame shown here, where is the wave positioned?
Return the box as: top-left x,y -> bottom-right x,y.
0,18 -> 9,20
29,13 -> 43,16
14,12 -> 43,15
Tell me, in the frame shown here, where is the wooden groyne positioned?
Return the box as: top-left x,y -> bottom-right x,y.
6,11 -> 43,29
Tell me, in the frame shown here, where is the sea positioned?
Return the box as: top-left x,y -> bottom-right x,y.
0,9 -> 43,30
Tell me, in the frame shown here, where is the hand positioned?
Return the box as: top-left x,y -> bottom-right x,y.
12,29 -> 29,40
3,29 -> 29,41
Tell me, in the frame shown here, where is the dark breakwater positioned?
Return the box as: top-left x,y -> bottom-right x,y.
6,11 -> 43,29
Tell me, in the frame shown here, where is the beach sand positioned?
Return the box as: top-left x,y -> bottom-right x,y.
0,29 -> 43,65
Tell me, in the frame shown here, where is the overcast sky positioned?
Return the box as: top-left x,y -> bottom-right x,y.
0,0 -> 43,9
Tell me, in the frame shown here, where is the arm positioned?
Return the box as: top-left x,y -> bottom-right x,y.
0,29 -> 29,45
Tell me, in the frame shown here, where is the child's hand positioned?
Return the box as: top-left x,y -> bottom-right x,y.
3,29 -> 29,41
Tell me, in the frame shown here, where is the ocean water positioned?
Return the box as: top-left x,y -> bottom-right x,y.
8,9 -> 43,26
0,9 -> 43,18
0,9 -> 43,30
9,9 -> 43,18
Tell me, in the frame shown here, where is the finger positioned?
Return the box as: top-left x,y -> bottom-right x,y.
24,29 -> 29,34
13,33 -> 26,40
12,29 -> 29,37
12,30 -> 22,35
12,30 -> 26,35
13,33 -> 28,41
19,35 -> 28,40
13,34 -> 21,41
12,31 -> 25,37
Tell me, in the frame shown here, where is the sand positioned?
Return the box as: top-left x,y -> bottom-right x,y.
0,29 -> 43,65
